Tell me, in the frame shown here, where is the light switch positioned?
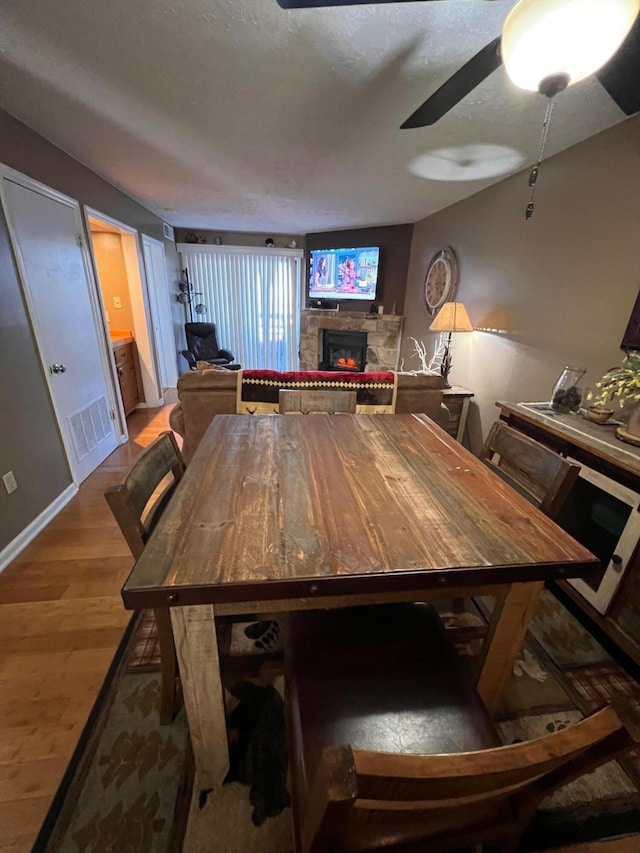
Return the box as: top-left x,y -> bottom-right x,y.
113,296 -> 122,309
3,470 -> 18,494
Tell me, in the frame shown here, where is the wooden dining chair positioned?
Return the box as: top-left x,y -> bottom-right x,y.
285,603 -> 640,853
479,420 -> 580,518
105,430 -> 185,724
446,420 -> 582,626
279,389 -> 357,414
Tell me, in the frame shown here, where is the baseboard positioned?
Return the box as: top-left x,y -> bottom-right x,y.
0,482 -> 78,573
134,400 -> 163,409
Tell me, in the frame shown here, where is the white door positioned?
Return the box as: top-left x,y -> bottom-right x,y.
2,178 -> 117,482
142,234 -> 178,389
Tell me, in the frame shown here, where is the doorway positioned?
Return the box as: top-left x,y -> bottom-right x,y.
86,211 -> 165,432
142,234 -> 179,391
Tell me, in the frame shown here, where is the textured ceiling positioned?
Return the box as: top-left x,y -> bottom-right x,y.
0,0 -> 629,232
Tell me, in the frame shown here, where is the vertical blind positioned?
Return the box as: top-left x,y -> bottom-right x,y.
180,245 -> 303,371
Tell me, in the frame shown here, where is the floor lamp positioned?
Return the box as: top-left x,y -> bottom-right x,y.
429,302 -> 473,389
177,268 -> 207,322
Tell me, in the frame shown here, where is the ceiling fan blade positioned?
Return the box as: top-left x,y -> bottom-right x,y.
276,1 -> 437,8
596,14 -> 640,116
401,36 -> 502,129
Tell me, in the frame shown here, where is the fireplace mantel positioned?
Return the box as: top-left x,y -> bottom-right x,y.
299,310 -> 404,372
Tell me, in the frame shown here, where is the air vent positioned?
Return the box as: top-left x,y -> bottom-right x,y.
68,395 -> 112,461
163,223 -> 175,241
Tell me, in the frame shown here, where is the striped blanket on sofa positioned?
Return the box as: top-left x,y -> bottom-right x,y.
236,370 -> 397,414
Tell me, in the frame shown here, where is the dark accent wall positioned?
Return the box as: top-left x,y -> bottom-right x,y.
305,223 -> 413,315
0,108 -> 180,554
621,289 -> 640,351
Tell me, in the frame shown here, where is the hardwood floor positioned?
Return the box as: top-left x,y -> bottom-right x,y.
0,404 -> 635,853
0,406 -> 174,853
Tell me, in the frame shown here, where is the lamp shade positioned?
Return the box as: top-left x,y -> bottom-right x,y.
502,0 -> 639,92
429,302 -> 473,333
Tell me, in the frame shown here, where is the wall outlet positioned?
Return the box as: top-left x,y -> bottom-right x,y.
3,470 -> 18,494
113,296 -> 122,309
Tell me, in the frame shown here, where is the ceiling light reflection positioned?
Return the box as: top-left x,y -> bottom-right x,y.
409,144 -> 525,182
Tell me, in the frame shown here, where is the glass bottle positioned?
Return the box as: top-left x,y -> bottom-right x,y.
550,366 -> 586,413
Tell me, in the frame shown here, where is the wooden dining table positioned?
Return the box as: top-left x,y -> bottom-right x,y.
121,413 -> 597,789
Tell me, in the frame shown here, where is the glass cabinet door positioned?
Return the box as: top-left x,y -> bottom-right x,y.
560,464 -> 640,614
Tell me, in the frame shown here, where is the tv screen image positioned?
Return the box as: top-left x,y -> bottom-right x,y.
309,247 -> 380,302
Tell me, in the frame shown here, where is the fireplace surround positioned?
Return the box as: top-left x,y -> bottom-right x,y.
299,310 -> 404,372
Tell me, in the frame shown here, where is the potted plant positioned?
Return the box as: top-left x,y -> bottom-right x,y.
588,351 -> 640,443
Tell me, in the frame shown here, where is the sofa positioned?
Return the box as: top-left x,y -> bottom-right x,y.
169,368 -> 448,463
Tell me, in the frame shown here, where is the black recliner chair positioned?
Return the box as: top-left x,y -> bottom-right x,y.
180,322 -> 239,370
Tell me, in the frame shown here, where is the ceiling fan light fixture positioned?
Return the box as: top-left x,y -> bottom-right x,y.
502,0 -> 639,93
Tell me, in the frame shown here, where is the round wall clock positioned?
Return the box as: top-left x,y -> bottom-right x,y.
424,247 -> 458,315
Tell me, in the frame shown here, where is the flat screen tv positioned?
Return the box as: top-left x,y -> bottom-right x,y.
309,246 -> 380,302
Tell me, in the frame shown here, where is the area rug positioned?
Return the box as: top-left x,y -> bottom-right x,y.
32,614 -> 192,853
455,590 -> 640,850
34,591 -> 640,852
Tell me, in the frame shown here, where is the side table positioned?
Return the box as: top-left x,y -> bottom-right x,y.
443,386 -> 474,444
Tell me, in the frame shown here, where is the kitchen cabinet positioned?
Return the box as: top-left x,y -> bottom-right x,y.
112,337 -> 141,416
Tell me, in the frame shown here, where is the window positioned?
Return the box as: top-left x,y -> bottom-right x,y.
180,245 -> 302,371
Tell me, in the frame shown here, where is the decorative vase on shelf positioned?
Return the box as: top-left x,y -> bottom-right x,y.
589,351 -> 640,445
616,403 -> 640,446
550,366 -> 586,413
628,405 -> 640,435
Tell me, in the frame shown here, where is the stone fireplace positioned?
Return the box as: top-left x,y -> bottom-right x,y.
299,310 -> 404,372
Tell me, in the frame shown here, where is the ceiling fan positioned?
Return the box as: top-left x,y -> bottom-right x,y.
276,0 -> 640,129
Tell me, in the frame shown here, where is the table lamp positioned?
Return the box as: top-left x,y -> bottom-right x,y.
429,302 -> 473,388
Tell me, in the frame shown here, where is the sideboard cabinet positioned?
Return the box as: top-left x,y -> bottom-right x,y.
495,401 -> 640,666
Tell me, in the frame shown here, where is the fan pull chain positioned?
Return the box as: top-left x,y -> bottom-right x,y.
526,96 -> 556,220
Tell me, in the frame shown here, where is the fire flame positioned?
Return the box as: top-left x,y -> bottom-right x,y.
337,357 -> 358,369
